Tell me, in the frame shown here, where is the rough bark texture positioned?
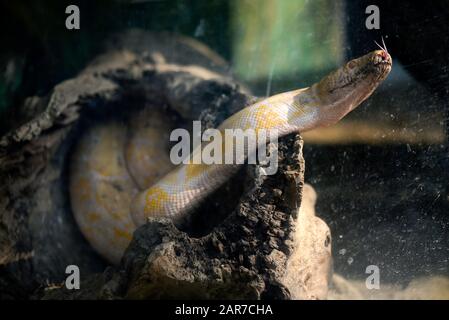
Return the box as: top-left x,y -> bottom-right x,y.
0,30 -> 331,300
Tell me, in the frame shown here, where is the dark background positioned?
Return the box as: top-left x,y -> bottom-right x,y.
0,0 -> 448,285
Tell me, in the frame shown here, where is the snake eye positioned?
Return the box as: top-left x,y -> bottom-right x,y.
324,234 -> 331,247
347,60 -> 356,69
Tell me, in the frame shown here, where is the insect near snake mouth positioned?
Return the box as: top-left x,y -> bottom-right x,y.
373,37 -> 392,67
374,53 -> 392,67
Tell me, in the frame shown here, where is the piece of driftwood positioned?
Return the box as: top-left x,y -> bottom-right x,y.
0,30 -> 332,299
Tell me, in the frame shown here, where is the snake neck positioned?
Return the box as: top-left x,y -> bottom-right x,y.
297,85 -> 352,128
298,79 -> 374,129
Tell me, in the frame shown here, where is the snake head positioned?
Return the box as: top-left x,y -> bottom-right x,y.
312,49 -> 392,126
367,49 -> 393,81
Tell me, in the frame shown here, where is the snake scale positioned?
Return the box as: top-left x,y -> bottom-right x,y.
70,49 -> 392,264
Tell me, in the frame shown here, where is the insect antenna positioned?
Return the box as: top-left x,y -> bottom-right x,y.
374,40 -> 385,52
381,36 -> 389,53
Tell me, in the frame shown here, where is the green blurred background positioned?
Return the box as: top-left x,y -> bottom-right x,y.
0,0 -> 346,133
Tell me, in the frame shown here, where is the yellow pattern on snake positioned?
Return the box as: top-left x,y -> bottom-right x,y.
70,50 -> 392,264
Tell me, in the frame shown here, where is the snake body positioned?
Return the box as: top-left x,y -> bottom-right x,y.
70,50 -> 391,264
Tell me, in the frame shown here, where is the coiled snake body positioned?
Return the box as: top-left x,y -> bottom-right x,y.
70,50 -> 392,264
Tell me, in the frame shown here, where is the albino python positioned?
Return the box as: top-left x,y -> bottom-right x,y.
70,48 -> 392,264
